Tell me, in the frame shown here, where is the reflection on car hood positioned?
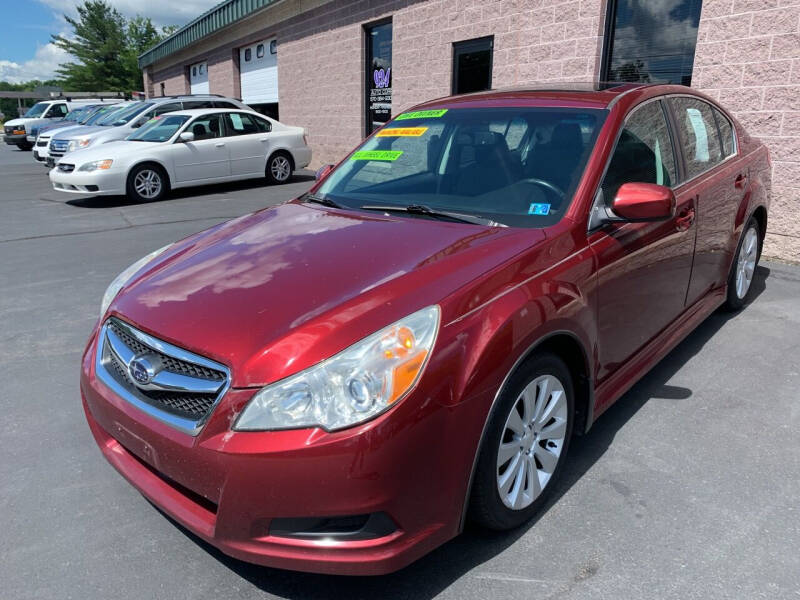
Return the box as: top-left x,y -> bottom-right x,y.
111,202 -> 543,387
52,125 -> 110,140
61,140 -> 151,163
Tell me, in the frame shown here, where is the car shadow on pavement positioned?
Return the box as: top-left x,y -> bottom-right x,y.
64,171 -> 316,209
155,266 -> 770,599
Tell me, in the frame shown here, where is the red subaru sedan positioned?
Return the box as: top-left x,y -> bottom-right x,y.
80,83 -> 770,575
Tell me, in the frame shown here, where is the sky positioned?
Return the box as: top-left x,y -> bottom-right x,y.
0,0 -> 221,84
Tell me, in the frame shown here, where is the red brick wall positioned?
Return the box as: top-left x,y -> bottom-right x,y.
150,63 -> 189,96
694,0 -> 800,260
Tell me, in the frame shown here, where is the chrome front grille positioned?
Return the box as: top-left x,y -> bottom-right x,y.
57,163 -> 75,173
50,139 -> 69,154
95,318 -> 230,435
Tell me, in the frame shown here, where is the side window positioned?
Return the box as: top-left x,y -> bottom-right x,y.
47,104 -> 68,118
713,107 -> 735,158
601,100 -> 677,204
256,43 -> 265,58
669,97 -> 723,179
188,114 -> 224,140
183,100 -> 214,109
153,102 -> 182,117
212,101 -> 237,108
253,116 -> 272,132
223,112 -> 261,135
244,48 -> 252,62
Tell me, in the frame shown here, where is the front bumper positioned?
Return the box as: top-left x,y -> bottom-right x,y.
80,327 -> 470,575
49,167 -> 125,195
4,133 -> 27,145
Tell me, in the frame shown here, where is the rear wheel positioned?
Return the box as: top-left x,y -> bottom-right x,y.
266,152 -> 293,184
126,164 -> 168,203
469,353 -> 574,530
724,217 -> 760,310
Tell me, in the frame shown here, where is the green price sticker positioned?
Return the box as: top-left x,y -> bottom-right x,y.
395,109 -> 448,120
350,150 -> 404,161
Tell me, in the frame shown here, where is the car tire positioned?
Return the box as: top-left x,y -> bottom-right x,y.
724,217 -> 761,311
126,164 -> 169,203
469,352 -> 575,531
19,142 -> 33,151
266,151 -> 293,185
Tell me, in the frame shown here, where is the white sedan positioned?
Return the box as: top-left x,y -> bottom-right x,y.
49,109 -> 311,202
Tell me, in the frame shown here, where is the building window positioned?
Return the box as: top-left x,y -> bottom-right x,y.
192,66 -> 197,77
270,40 -> 277,54
257,44 -> 265,58
365,20 -> 392,136
199,63 -> 204,75
452,36 -> 493,95
160,82 -> 165,96
601,0 -> 703,85
244,48 -> 252,62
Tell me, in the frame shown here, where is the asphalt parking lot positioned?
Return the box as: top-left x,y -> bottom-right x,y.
1,142 -> 799,600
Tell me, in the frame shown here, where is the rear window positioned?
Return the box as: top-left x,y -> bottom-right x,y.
317,107 -> 606,228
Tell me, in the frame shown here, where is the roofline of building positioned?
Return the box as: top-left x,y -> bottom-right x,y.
138,0 -> 283,69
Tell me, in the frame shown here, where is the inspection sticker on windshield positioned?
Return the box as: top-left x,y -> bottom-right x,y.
351,150 -> 404,161
528,203 -> 551,215
395,109 -> 448,120
376,127 -> 428,137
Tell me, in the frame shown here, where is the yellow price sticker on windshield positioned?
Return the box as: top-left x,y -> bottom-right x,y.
377,127 -> 428,137
351,150 -> 404,161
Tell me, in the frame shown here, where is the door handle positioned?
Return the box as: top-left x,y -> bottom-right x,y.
215,142 -> 225,148
675,207 -> 696,232
734,173 -> 748,189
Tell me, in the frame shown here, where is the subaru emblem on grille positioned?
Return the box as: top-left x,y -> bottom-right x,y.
129,354 -> 157,386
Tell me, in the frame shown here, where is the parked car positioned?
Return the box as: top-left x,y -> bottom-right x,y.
50,108 -> 311,201
79,84 -> 769,575
32,104 -> 116,163
47,95 -> 250,166
3,98 -> 109,150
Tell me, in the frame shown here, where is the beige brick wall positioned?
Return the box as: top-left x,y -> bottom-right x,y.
150,63 -> 189,96
694,0 -> 800,261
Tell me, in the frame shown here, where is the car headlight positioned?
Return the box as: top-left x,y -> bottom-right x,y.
235,305 -> 440,432
67,138 -> 91,152
79,159 -> 113,172
100,245 -> 171,316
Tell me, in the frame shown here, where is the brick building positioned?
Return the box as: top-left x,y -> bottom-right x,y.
140,0 -> 800,260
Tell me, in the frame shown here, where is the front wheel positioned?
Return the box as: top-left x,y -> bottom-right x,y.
126,164 -> 168,203
469,353 -> 574,530
266,152 -> 293,185
724,217 -> 760,310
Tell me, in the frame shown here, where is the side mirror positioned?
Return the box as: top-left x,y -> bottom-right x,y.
315,164 -> 334,181
609,182 -> 676,222
178,131 -> 195,143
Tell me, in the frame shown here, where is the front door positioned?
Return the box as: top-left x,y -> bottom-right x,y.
590,99 -> 696,384
171,113 -> 229,183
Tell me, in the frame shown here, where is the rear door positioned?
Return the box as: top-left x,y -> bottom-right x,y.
590,98 -> 696,384
223,112 -> 272,176
667,96 -> 743,305
170,113 -> 230,182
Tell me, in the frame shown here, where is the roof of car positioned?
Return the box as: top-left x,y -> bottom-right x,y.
410,83 -> 691,111
156,108 -> 261,117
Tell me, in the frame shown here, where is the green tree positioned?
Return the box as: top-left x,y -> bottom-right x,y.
51,1 -> 176,92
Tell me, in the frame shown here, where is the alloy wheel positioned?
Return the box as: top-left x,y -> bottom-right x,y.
133,169 -> 162,199
496,374 -> 568,510
736,226 -> 758,299
270,156 -> 291,182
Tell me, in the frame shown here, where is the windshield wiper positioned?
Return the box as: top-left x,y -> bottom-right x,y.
360,204 -> 506,227
302,193 -> 345,209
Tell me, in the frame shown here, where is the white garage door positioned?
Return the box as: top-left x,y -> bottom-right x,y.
190,61 -> 209,94
239,39 -> 278,104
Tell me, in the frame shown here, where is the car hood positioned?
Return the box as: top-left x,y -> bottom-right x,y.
62,140 -> 150,163
52,125 -> 109,141
5,118 -> 35,128
39,121 -> 74,134
111,202 -> 544,387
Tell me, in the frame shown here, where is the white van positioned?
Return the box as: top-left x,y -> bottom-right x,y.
3,99 -> 112,151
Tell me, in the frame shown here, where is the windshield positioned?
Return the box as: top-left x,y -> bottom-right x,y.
317,107 -> 606,228
23,102 -> 49,118
85,105 -> 121,125
99,103 -> 151,126
64,109 -> 84,122
128,115 -> 189,142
